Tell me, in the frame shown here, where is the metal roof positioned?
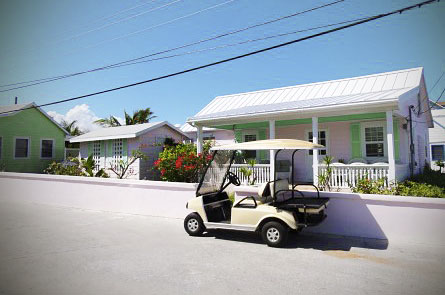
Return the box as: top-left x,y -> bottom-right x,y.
70,121 -> 189,143
189,67 -> 424,123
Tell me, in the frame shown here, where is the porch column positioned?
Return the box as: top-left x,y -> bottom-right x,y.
269,120 -> 275,181
386,111 -> 396,184
312,117 -> 319,186
196,125 -> 203,154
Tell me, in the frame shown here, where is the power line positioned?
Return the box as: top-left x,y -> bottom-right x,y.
85,0 -> 237,48
61,0 -> 181,42
0,0 -> 439,116
0,0 -> 345,90
0,15 -> 366,93
411,68 -> 445,113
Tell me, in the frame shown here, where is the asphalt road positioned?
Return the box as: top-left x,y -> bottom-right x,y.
0,200 -> 444,295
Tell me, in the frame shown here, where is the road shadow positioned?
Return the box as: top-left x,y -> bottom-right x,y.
203,230 -> 388,250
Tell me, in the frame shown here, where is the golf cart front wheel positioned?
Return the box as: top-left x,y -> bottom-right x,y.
261,221 -> 288,247
184,213 -> 205,236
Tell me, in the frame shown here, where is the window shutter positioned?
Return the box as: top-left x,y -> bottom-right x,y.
234,130 -> 242,143
123,139 -> 128,161
350,123 -> 361,158
100,141 -> 105,158
258,129 -> 267,162
107,140 -> 112,158
393,119 -> 400,161
88,142 -> 92,157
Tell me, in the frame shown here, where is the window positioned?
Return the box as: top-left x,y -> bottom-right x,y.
203,136 -> 215,141
364,126 -> 385,157
41,139 -> 54,158
14,137 -> 29,158
92,141 -> 101,170
431,145 -> 445,161
308,131 -> 327,155
243,133 -> 257,160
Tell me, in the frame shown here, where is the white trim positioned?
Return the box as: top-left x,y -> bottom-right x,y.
269,120 -> 275,181
40,138 -> 55,159
361,121 -> 388,162
13,136 -> 30,159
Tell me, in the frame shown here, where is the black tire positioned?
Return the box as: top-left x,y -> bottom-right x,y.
184,213 -> 205,236
261,221 -> 288,247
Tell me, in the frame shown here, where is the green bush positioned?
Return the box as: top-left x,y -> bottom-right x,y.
154,142 -> 212,182
395,181 -> 445,198
351,169 -> 445,198
351,178 -> 395,195
45,156 -> 109,178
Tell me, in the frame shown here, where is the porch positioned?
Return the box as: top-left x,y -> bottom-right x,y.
199,110 -> 413,189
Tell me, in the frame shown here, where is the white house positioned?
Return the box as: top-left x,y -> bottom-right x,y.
429,105 -> 445,172
70,121 -> 189,180
180,123 -> 234,146
187,67 -> 434,188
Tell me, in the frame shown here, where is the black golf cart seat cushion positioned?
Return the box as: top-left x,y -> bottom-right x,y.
258,179 -> 289,203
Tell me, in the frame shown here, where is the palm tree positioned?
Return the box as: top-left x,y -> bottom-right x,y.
61,120 -> 83,136
95,108 -> 156,127
94,116 -> 122,127
125,108 -> 157,125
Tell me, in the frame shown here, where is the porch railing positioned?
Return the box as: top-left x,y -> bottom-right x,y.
230,164 -> 270,184
318,163 -> 389,188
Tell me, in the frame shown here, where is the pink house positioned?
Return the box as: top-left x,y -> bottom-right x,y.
187,67 -> 434,188
71,121 -> 189,180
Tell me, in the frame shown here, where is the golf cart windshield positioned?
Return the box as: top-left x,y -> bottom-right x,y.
197,150 -> 235,196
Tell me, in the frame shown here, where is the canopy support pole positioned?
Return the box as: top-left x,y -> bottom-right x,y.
312,117 -> 319,186
197,125 -> 203,154
269,120 -> 275,181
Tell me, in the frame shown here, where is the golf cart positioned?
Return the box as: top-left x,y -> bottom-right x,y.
184,139 -> 330,247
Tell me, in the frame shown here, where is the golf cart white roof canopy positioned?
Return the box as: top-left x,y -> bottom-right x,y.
210,139 -> 324,151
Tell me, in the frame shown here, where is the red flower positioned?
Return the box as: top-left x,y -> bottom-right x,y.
206,154 -> 212,161
161,169 -> 166,176
154,159 -> 160,166
175,158 -> 183,169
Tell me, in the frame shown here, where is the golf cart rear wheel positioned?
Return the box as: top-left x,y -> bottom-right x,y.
261,221 -> 288,247
184,213 -> 205,236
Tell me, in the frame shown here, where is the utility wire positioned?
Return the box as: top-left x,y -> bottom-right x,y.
91,0 -> 158,24
0,0 -> 345,90
411,68 -> 445,114
0,0 -> 439,116
0,15 -> 366,92
61,0 -> 181,42
86,0 -> 237,48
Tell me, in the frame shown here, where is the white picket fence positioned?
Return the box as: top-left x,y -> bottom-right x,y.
318,163 -> 389,188
230,164 -> 271,184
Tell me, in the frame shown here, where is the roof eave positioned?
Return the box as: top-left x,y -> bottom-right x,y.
187,99 -> 399,125
70,134 -> 137,143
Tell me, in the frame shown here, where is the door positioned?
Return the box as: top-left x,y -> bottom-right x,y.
304,130 -> 328,182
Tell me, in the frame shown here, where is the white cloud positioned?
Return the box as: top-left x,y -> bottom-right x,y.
48,104 -> 103,133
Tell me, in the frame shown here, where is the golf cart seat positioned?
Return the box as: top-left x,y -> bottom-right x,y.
257,179 -> 289,203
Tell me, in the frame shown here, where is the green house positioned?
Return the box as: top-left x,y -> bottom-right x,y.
0,103 -> 69,173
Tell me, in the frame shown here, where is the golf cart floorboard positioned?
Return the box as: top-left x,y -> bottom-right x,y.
276,197 -> 330,210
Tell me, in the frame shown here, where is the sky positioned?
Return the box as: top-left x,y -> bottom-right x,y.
0,0 -> 444,131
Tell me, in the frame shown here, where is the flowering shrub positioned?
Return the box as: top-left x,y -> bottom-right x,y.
154,141 -> 212,182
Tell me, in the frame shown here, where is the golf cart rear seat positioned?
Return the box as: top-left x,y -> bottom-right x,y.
258,179 -> 329,214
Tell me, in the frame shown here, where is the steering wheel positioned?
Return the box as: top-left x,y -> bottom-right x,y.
227,172 -> 241,186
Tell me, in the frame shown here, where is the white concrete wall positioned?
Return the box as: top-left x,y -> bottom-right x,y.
0,172 -> 195,219
234,186 -> 445,246
2,172 -> 444,246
